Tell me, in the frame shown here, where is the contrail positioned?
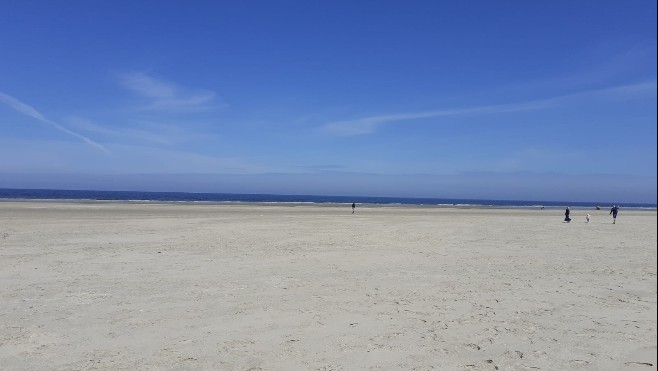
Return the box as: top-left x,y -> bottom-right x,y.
0,91 -> 110,154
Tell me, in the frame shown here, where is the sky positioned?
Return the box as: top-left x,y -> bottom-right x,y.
1,1 -> 656,203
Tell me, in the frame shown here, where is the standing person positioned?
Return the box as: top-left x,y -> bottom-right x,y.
351,202 -> 356,214
586,213 -> 591,223
564,207 -> 571,222
610,204 -> 619,224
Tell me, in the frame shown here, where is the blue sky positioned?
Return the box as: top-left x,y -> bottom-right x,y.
1,1 -> 656,203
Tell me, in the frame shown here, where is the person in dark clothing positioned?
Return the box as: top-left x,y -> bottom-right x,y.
352,202 -> 356,214
610,205 -> 619,224
564,207 -> 571,222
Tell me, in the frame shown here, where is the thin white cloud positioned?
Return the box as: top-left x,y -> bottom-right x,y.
118,72 -> 222,112
0,91 -> 110,153
66,116 -> 174,145
497,44 -> 658,95
321,81 -> 657,136
322,100 -> 553,136
591,80 -> 657,98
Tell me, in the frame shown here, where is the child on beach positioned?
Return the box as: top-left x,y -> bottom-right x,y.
586,213 -> 590,223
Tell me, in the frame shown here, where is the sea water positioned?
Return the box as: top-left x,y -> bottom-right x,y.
0,188 -> 655,210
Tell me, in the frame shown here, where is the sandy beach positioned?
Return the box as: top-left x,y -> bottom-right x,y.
0,201 -> 655,371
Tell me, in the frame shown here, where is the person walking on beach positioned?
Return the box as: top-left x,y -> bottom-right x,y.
352,202 -> 356,214
610,204 -> 619,224
586,213 -> 591,223
564,207 -> 571,222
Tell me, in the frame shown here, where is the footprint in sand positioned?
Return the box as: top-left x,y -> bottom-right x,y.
465,343 -> 481,350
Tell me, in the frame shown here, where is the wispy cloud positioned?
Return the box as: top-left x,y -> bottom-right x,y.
496,44 -> 658,96
321,81 -> 657,136
588,80 -> 657,98
0,91 -> 110,153
66,117 -> 174,145
118,73 -> 222,112
321,100 -> 553,136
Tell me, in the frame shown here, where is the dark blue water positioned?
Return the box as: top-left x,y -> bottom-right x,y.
1,188 -> 655,209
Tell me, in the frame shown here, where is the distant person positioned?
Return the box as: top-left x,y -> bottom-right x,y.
352,202 -> 356,214
610,204 -> 619,224
586,213 -> 591,223
564,207 -> 571,222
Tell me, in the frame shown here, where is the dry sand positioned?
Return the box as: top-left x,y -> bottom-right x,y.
0,201 -> 656,371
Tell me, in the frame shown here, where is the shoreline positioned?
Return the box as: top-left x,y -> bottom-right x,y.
2,188 -> 655,210
1,198 -> 656,211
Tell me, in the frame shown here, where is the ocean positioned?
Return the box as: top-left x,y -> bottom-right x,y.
0,188 -> 655,210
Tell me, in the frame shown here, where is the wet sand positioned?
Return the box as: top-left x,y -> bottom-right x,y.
0,201 -> 656,370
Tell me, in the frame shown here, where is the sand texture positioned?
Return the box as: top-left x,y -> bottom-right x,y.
0,201 -> 656,370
